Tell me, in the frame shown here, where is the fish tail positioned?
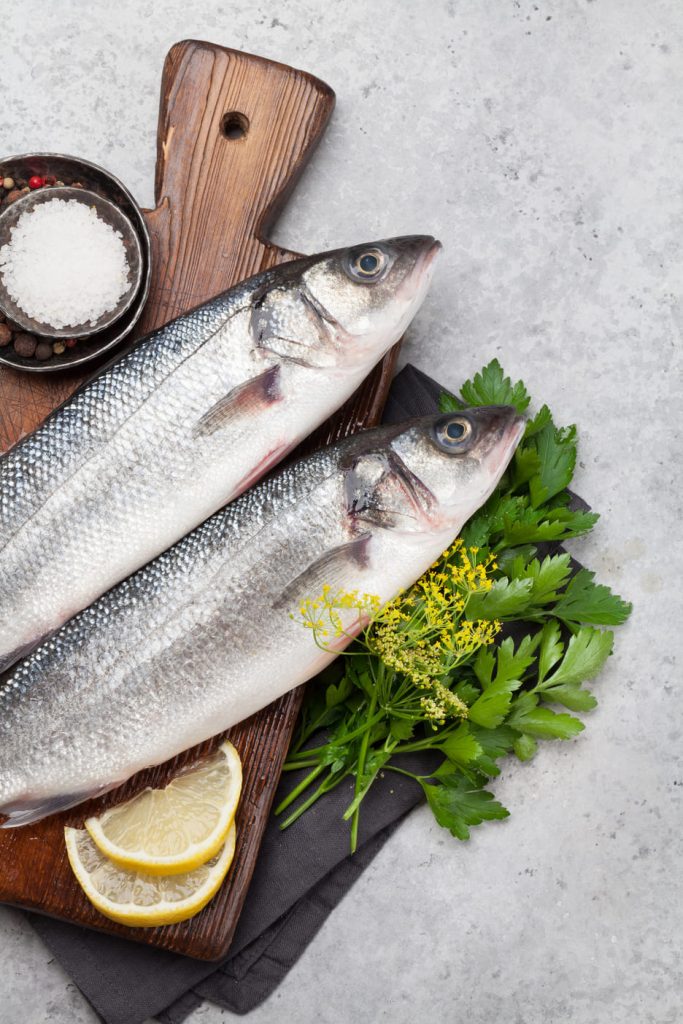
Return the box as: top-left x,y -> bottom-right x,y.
0,781 -> 125,828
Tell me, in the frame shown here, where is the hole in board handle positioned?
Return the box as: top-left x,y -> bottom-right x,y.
221,112 -> 249,141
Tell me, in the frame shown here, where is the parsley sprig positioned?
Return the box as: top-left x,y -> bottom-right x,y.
277,361 -> 631,850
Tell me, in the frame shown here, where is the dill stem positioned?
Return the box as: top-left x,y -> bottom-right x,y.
350,675 -> 380,853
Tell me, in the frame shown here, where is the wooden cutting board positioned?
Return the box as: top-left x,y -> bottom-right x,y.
0,39 -> 399,961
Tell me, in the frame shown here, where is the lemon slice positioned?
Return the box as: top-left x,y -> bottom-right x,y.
85,740 -> 242,875
65,823 -> 236,927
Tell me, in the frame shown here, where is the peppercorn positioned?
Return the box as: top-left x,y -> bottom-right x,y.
0,325 -> 12,348
4,190 -> 22,204
71,182 -> 84,189
35,341 -> 53,361
13,333 -> 37,358
2,176 -> 14,190
44,174 -> 57,186
52,340 -> 66,355
64,338 -> 78,349
28,175 -> 45,189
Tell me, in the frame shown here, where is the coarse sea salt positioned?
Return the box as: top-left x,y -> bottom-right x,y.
0,197 -> 131,330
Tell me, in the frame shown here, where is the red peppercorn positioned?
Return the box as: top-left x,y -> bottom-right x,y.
64,338 -> 78,349
43,174 -> 57,186
28,175 -> 45,189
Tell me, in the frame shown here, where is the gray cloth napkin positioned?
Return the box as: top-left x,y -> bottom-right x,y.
24,364 -> 447,1024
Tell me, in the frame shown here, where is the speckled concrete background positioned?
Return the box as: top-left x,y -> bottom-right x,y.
1,1 -> 681,1022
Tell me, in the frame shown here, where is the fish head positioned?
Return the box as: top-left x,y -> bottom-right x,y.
251,237 -> 440,371
345,406 -> 525,539
303,235 -> 441,360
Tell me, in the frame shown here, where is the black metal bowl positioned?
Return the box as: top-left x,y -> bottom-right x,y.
0,153 -> 151,373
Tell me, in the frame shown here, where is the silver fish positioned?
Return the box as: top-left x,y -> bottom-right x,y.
0,406 -> 523,827
0,236 -> 440,673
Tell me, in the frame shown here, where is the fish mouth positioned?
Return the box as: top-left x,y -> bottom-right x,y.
396,235 -> 442,305
416,237 -> 442,276
488,412 -> 526,475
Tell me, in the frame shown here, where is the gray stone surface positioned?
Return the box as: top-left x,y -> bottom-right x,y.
1,0 -> 681,1022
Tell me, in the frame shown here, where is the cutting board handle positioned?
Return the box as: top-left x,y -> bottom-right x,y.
140,39 -> 335,329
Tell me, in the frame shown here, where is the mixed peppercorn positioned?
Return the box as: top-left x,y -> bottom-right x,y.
1,170 -> 86,362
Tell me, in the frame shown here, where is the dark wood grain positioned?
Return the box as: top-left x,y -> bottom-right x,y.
0,40 -> 398,961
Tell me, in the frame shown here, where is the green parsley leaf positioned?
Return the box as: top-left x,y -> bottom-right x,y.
541,627 -> 613,687
537,683 -> 598,712
438,389 -> 465,413
511,444 -> 542,489
508,696 -> 585,739
461,494 -> 527,548
520,553 -> 573,604
325,675 -> 354,708
420,773 -> 510,840
528,421 -> 577,507
469,676 -> 523,728
459,359 -> 531,413
553,569 -> 633,626
466,577 -> 533,619
473,646 -> 496,687
438,723 -> 483,767
513,733 -> 538,761
469,724 -> 518,776
524,404 -> 552,438
389,717 -> 415,741
537,620 -> 564,683
494,634 -> 541,685
452,679 -> 482,707
502,503 -> 599,545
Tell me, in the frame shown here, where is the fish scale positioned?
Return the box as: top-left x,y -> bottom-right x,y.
0,406 -> 524,827
0,236 -> 440,674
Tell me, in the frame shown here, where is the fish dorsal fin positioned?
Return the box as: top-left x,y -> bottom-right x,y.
274,534 -> 371,611
193,365 -> 281,438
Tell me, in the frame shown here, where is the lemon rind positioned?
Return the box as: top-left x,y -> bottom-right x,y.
65,822 -> 236,927
83,740 -> 242,876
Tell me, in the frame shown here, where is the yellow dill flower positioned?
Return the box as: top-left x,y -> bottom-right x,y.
292,537 -> 500,726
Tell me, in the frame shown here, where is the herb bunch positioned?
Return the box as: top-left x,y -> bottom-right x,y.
277,361 -> 632,851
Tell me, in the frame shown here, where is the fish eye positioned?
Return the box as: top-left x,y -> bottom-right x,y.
348,248 -> 387,281
434,416 -> 473,450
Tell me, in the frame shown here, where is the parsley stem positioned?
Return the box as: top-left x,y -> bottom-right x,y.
384,764 -> 422,782
281,758 -> 321,771
284,710 -> 386,765
274,763 -> 325,816
278,770 -> 349,830
343,747 -> 393,822
350,675 -> 380,853
289,710 -> 330,754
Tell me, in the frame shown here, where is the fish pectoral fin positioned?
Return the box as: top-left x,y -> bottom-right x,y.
193,365 -> 282,438
274,534 -> 372,611
0,780 -> 126,829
